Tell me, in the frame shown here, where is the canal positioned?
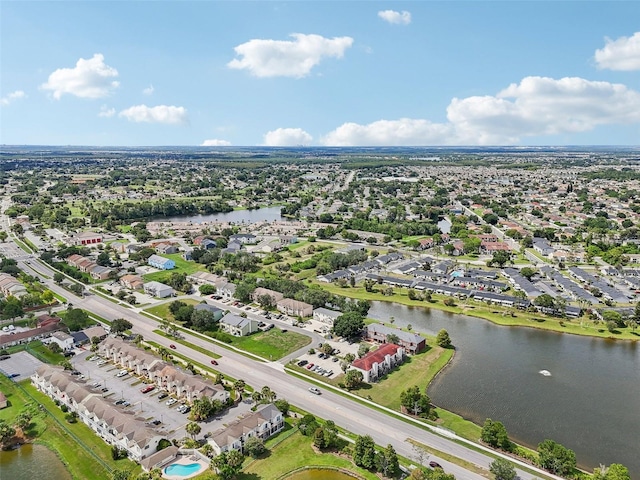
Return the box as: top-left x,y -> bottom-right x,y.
368,301 -> 640,476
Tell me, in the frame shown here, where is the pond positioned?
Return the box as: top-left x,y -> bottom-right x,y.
0,443 -> 71,480
284,467 -> 360,479
368,301 -> 640,476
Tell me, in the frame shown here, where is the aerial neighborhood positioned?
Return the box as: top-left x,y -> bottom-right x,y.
0,147 -> 638,480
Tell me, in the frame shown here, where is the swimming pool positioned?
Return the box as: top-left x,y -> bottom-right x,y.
164,462 -> 203,477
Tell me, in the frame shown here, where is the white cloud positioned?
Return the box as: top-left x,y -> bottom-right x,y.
378,10 -> 411,25
118,105 -> 188,124
201,139 -> 231,146
322,119 -> 454,146
228,33 -> 353,78
321,76 -> 640,146
98,105 -> 115,118
0,90 -> 26,106
594,32 -> 640,71
143,84 -> 154,95
40,53 -> 119,99
263,128 -> 312,146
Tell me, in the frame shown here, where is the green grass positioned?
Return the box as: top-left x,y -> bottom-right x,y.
6,340 -> 66,365
144,298 -> 200,320
142,253 -> 207,282
230,328 -> 312,360
0,377 -> 139,480
240,424 -> 379,480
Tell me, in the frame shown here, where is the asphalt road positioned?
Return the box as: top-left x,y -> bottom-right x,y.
5,236 -> 564,480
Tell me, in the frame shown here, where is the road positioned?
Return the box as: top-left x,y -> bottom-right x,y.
1,230 -> 563,480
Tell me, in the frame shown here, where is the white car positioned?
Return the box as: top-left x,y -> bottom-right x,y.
116,370 -> 128,378
97,360 -> 107,366
308,387 -> 321,395
165,398 -> 178,406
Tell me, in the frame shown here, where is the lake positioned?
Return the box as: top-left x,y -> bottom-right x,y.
157,206 -> 285,224
368,301 -> 640,476
0,443 -> 71,480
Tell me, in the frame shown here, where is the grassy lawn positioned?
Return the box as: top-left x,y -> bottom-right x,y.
142,254 -> 207,282
0,377 -> 139,480
144,298 -> 200,320
231,328 -> 311,360
6,340 -> 66,365
240,423 -> 379,480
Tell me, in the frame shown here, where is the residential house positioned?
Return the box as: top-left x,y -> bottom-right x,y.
229,233 -> 257,244
0,318 -> 65,349
351,343 -> 405,383
201,238 -> 217,250
276,298 -> 313,318
32,365 -> 163,461
155,242 -> 179,255
364,323 -> 426,354
147,255 -> 175,270
219,313 -> 258,337
251,287 -> 284,305
313,307 -> 342,325
45,331 -> 75,352
208,404 -> 284,456
532,237 -> 555,256
0,272 -> 27,298
143,281 -> 175,298
217,282 -> 236,300
194,303 -> 224,321
120,274 -> 144,290
90,265 -> 113,280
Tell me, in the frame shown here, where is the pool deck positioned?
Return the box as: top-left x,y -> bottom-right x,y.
162,455 -> 209,480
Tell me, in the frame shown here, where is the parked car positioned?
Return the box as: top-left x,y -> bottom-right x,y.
115,399 -> 126,405
429,462 -> 443,470
308,387 -> 321,395
101,387 -> 109,392
63,351 -> 75,357
7,373 -> 20,378
141,385 -> 155,393
157,392 -> 168,400
122,401 -> 130,407
210,359 -> 218,366
97,359 -> 107,366
297,360 -> 308,367
0,355 -> 10,361
151,419 -> 162,425
116,370 -> 128,378
305,363 -> 314,370
166,398 -> 178,406
169,344 -> 176,349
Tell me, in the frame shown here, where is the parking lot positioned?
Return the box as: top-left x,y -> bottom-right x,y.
71,350 -> 252,440
0,351 -> 46,380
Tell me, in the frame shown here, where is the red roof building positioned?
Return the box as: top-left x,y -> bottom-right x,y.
351,343 -> 405,383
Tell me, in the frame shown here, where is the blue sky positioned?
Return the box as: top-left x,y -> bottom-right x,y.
1,1 -> 639,146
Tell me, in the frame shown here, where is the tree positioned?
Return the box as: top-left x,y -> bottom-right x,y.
15,409 -> 33,430
344,369 -> 364,389
353,434 -> 377,470
376,443 -> 400,477
97,251 -> 111,267
537,439 -> 576,475
520,267 -> 536,281
593,464 -> 631,480
274,398 -> 290,416
110,469 -> 130,480
490,459 -> 517,480
190,309 -> 218,331
357,344 -> 370,358
488,250 -> 511,268
298,414 -> 319,436
211,450 -> 244,480
198,284 -> 216,295
244,435 -> 266,458
436,329 -> 452,348
481,419 -> 512,451
185,421 -> 202,440
332,311 -> 365,339
63,308 -> 90,331
260,385 -> 276,403
386,333 -> 400,345
48,342 -> 62,354
0,419 -> 16,443
534,294 -> 556,309
251,391 -> 262,407
111,318 -> 133,335
53,272 -> 65,284
400,385 -> 431,417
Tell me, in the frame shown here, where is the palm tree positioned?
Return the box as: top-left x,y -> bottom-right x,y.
158,347 -> 169,361
185,421 -> 201,440
260,386 -> 275,403
251,391 -> 262,407
234,380 -> 246,400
